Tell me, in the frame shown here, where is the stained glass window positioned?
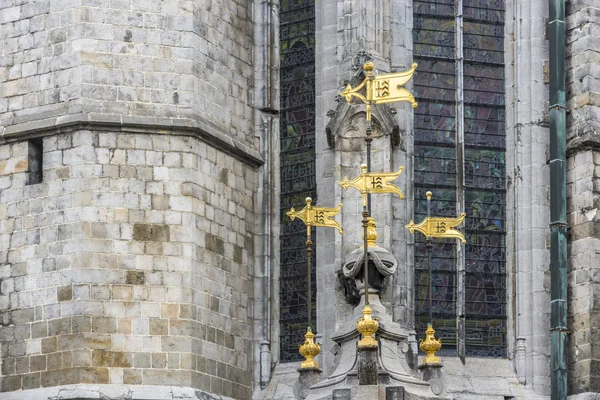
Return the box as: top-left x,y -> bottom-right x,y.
279,0 -> 316,362
413,0 -> 507,357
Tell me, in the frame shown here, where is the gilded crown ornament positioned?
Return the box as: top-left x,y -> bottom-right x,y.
357,305 -> 379,349
419,323 -> 442,365
299,327 -> 321,369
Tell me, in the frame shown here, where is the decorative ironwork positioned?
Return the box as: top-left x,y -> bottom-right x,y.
286,197 -> 342,367
279,0 -> 317,362
340,62 -> 418,124
406,213 -> 467,243
339,164 -> 406,205
413,0 -> 507,357
287,197 -> 343,234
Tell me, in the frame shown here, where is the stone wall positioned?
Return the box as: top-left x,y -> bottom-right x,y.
566,150 -> 600,395
0,130 -> 257,398
0,0 -> 257,153
566,0 -> 600,396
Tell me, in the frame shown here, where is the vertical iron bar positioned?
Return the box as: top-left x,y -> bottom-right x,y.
426,191 -> 433,325
363,208 -> 370,306
306,226 -> 313,330
366,123 -> 373,215
549,0 -> 567,398
364,66 -> 374,306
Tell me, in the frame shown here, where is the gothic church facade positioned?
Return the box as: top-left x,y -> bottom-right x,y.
0,0 -> 597,399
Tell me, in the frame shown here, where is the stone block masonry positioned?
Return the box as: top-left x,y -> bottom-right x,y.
0,131 -> 257,399
566,0 -> 600,396
0,0 -> 257,154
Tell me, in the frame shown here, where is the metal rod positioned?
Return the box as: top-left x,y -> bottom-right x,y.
366,121 -> 373,215
363,208 -> 370,306
306,226 -> 313,329
549,0 -> 567,398
426,191 -> 433,325
364,82 -> 374,306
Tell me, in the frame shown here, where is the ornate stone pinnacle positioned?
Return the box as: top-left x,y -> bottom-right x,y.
362,217 -> 379,247
357,305 -> 379,349
419,323 -> 442,365
299,327 -> 320,369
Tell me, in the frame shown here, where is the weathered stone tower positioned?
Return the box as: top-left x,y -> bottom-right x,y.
0,0 -> 278,398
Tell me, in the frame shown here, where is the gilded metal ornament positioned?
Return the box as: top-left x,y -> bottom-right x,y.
340,62 -> 418,123
287,197 -> 343,234
419,323 -> 442,365
338,164 -> 405,206
405,213 -> 467,243
299,327 -> 321,369
357,305 -> 379,349
363,217 -> 379,248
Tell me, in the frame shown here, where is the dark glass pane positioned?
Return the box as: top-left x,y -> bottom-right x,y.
414,59 -> 456,102
414,0 -> 455,17
279,0 -> 316,362
464,0 -> 505,24
414,101 -> 456,146
465,149 -> 505,189
415,146 -> 457,187
413,18 -> 455,59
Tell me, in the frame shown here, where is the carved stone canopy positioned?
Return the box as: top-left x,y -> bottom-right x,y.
325,101 -> 401,149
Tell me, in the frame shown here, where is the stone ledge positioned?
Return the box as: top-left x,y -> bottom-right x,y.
0,384 -> 235,400
567,122 -> 600,155
0,113 -> 264,168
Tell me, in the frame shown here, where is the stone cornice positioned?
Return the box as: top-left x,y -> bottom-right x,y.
0,113 -> 264,168
567,122 -> 600,156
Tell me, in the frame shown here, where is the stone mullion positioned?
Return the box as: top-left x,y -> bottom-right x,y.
454,0 -> 466,363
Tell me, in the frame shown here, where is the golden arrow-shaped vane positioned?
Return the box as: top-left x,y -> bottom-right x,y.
405,213 -> 467,243
340,62 -> 418,123
338,164 -> 405,206
287,197 -> 343,234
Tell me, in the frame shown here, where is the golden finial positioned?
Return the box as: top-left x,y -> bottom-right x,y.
299,327 -> 321,369
419,323 -> 442,365
364,61 -> 375,73
426,191 -> 432,200
362,217 -> 379,247
357,305 -> 379,348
